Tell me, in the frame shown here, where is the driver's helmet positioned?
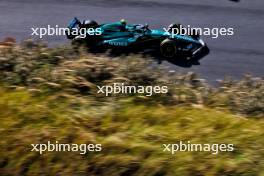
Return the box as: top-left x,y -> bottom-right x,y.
120,19 -> 127,25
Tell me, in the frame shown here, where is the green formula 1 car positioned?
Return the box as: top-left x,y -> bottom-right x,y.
66,18 -> 209,60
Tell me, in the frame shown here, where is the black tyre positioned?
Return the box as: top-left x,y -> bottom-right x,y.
160,39 -> 178,58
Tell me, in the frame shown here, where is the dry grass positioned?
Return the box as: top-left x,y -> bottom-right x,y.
0,41 -> 263,176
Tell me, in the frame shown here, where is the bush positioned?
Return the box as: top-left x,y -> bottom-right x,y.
0,42 -> 263,175
1,42 -> 263,116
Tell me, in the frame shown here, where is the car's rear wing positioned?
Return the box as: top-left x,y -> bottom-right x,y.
66,17 -> 81,39
68,17 -> 80,30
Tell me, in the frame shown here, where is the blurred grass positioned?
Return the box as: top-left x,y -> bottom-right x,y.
0,89 -> 263,176
0,40 -> 263,176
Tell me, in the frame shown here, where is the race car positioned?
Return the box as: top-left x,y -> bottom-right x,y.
66,18 -> 209,60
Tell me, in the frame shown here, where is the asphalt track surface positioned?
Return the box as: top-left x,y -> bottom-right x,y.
0,0 -> 263,84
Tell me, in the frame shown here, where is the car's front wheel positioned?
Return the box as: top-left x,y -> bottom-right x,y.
160,39 -> 178,58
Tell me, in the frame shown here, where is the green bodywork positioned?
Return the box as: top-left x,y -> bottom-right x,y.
98,22 -> 199,47
67,18 -> 207,58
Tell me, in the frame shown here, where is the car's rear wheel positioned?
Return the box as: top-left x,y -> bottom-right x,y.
160,39 -> 178,58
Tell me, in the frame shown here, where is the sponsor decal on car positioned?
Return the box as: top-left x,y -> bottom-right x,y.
107,41 -> 128,46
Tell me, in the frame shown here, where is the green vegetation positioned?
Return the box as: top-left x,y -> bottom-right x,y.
0,41 -> 263,176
